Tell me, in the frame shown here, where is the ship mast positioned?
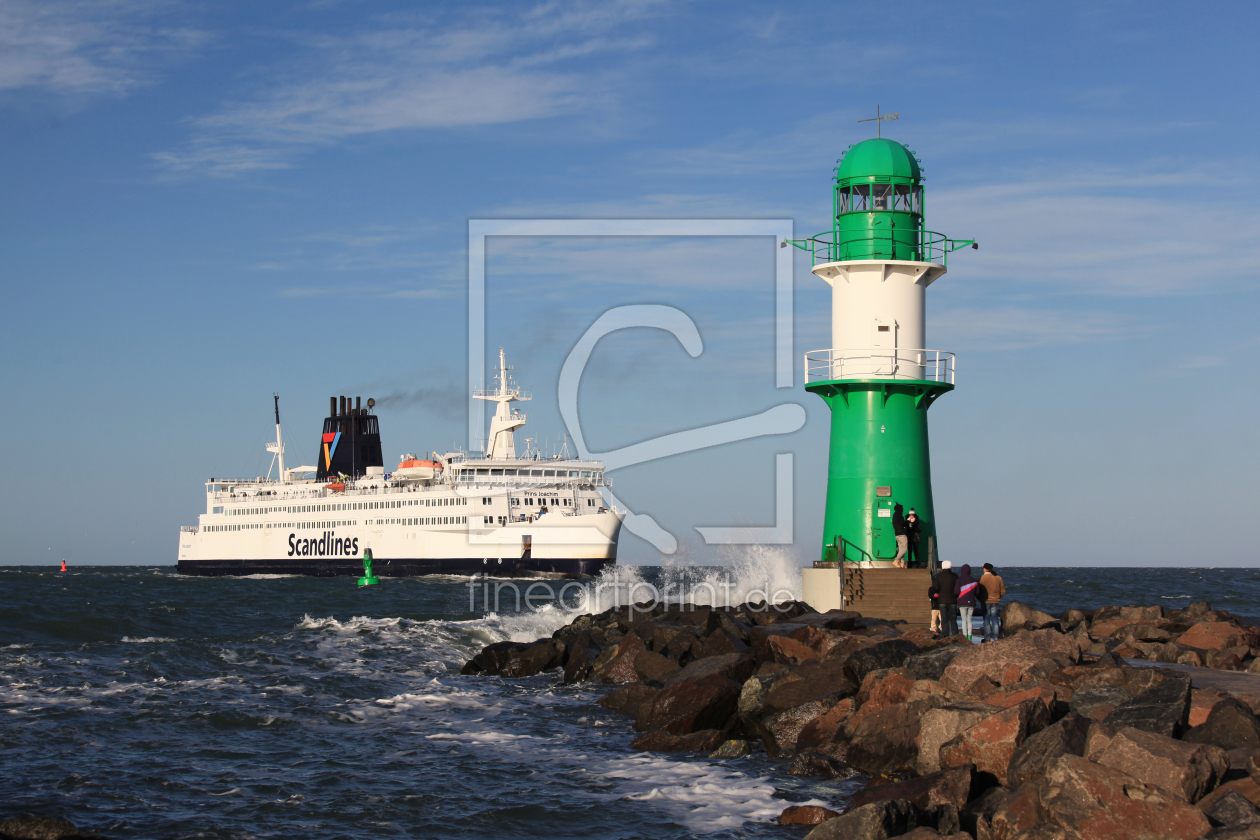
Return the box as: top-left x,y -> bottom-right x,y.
472,348 -> 531,459
267,394 -> 286,482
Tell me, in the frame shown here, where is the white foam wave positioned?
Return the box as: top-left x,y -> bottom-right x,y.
121,636 -> 176,643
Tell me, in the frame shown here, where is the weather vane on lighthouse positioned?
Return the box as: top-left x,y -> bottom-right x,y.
857,105 -> 899,138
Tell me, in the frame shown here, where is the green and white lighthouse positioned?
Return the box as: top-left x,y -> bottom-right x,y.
792,136 -> 974,608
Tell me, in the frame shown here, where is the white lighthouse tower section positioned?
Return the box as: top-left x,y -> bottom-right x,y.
811,259 -> 948,381
474,348 -> 531,459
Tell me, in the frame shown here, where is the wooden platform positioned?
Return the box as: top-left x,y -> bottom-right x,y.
843,566 -> 933,628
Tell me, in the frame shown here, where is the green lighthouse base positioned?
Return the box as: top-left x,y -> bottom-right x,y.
807,377 -> 951,567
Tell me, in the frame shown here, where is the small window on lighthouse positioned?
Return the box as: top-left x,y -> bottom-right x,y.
877,326 -> 890,332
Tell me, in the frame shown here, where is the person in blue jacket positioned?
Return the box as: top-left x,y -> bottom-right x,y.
954,564 -> 980,642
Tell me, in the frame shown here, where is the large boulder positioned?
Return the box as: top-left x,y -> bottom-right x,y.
699,627 -> 750,659
917,702 -> 1003,775
635,674 -> 742,734
562,634 -> 600,684
789,749 -> 857,778
940,630 -> 1079,694
1180,622 -> 1260,652
1097,726 -> 1228,803
629,728 -> 725,752
849,669 -> 918,728
940,699 -> 1051,785
460,640 -> 522,675
1000,602 -> 1059,634
1202,791 -> 1260,830
632,650 -> 680,683
780,805 -> 841,825
804,799 -> 959,840
845,639 -> 922,684
905,646 -> 965,682
1068,685 -> 1132,720
846,764 -> 982,813
593,632 -> 647,683
1184,699 -> 1260,751
597,683 -> 658,716
757,695 -> 846,757
990,754 -> 1211,840
845,697 -> 948,776
1006,714 -> 1092,786
1102,669 -> 1191,737
794,697 -> 855,757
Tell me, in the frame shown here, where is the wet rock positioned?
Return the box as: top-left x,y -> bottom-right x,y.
847,764 -> 980,813
632,650 -> 679,683
1203,791 -> 1260,828
917,702 -> 1003,775
1068,685 -> 1132,720
1181,622 -> 1260,652
597,682 -> 658,716
593,632 -> 647,684
1006,714 -> 1092,787
845,697 -> 948,776
664,651 -> 754,687
706,608 -> 753,642
460,640 -> 523,675
999,602 -> 1059,634
709,738 -> 751,759
990,754 -> 1211,840
629,728 -> 725,752
940,698 -> 1051,785
803,800 -> 918,840
1097,726 -> 1228,802
494,638 -> 563,677
940,629 -> 1079,694
1121,605 -> 1164,622
1187,600 -> 1213,616
1102,669 -> 1191,737
758,695 -> 846,757
780,805 -> 841,825
888,829 -> 972,840
635,672 -> 742,734
1184,698 -> 1260,751
789,749 -> 857,778
562,633 -> 599,684
658,626 -> 702,664
795,697 -> 855,756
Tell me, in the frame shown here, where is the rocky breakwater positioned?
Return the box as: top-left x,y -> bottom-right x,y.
461,598 -> 1260,840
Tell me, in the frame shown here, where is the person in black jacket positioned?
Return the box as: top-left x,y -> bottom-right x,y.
905,509 -> 922,567
933,561 -> 959,637
928,580 -> 942,634
892,503 -> 909,568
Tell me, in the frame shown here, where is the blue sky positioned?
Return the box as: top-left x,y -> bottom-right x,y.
2,0 -> 1257,567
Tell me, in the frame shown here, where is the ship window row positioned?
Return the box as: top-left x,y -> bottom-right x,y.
370,517 -> 466,526
208,521 -> 358,532
227,498 -> 468,516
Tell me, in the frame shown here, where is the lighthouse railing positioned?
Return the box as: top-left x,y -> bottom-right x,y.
784,230 -> 976,266
805,348 -> 955,384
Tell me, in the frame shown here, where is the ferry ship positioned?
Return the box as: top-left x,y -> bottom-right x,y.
177,351 -> 623,577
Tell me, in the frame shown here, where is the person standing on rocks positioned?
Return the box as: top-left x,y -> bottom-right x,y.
892,503 -> 910,568
978,562 -> 1006,642
933,561 -> 958,637
954,564 -> 979,642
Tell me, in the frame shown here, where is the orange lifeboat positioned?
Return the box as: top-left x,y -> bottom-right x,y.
326,482 -> 346,492
398,459 -> 441,470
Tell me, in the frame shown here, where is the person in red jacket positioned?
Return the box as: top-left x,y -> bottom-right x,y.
953,564 -> 979,642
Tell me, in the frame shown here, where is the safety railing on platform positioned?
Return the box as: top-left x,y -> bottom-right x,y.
782,230 -> 977,266
804,348 -> 955,384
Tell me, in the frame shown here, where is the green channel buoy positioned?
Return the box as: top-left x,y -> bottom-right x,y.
357,549 -> 380,587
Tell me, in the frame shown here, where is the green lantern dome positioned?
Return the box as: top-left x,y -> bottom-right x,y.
835,138 -> 921,186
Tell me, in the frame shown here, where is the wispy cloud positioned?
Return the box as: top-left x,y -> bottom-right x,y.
155,2 -> 663,177
0,0 -> 205,96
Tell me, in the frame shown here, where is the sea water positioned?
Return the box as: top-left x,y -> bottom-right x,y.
2,560 -> 1256,839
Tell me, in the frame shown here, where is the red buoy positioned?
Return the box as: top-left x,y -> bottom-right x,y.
60,559 -> 67,572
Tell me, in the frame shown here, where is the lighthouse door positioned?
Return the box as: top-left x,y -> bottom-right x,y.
871,499 -> 897,559
872,319 -> 896,375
